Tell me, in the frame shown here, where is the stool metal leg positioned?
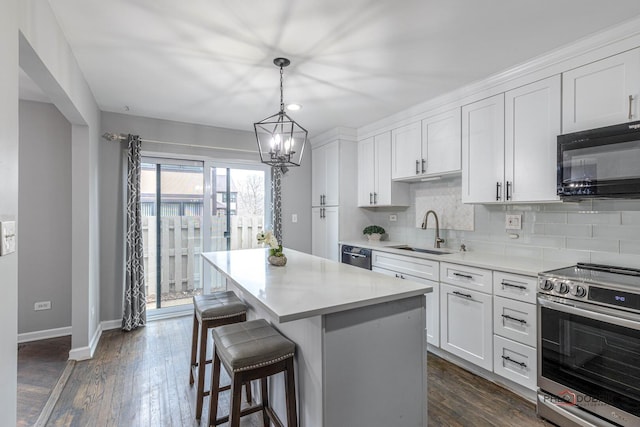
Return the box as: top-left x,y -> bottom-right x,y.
195,318 -> 209,420
260,377 -> 269,427
285,358 -> 298,427
208,351 -> 222,427
229,374 -> 244,427
189,313 -> 198,385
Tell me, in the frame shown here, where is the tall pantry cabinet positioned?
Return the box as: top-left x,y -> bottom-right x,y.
311,130 -> 361,261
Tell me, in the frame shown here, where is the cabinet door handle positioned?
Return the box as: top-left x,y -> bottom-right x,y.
501,314 -> 527,325
421,158 -> 426,174
322,208 -> 326,218
395,273 -> 400,278
629,95 -> 634,120
501,355 -> 527,368
415,160 -> 420,175
373,192 -> 378,204
453,290 -> 472,299
506,181 -> 512,201
496,182 -> 502,201
369,192 -> 373,204
453,272 -> 473,279
501,281 -> 527,291
400,274 -> 405,279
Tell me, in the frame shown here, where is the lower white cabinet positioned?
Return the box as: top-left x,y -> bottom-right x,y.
493,335 -> 537,390
372,253 -> 440,346
440,283 -> 493,371
493,296 -> 536,347
311,206 -> 339,261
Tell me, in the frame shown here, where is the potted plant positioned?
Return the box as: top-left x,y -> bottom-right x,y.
363,225 -> 385,242
257,230 -> 286,266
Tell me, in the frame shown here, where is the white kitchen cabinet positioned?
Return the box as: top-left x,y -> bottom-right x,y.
372,257 -> 439,347
440,283 -> 493,371
461,94 -> 505,203
463,76 -> 561,203
422,108 -> 461,176
312,140 -> 339,207
358,132 -> 409,207
493,296 -> 536,347
391,121 -> 422,180
493,335 -> 537,391
505,75 -> 561,202
493,271 -> 537,305
440,262 -> 492,294
311,206 -> 339,261
563,48 -> 640,133
391,109 -> 461,181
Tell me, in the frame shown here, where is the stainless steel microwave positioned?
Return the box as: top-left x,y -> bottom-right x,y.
557,120 -> 640,200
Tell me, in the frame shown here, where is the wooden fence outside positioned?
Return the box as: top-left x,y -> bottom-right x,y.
142,215 -> 264,299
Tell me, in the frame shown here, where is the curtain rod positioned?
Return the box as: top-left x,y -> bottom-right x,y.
101,132 -> 258,154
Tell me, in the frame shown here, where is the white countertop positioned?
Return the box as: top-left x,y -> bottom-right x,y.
202,248 -> 432,323
340,239 -> 568,276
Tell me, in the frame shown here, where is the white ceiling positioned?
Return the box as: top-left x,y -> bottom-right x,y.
45,0 -> 640,136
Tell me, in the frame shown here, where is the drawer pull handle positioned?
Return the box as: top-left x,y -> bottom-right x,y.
415,159 -> 420,175
453,291 -> 472,299
501,314 -> 527,325
501,281 -> 527,291
453,272 -> 473,279
501,355 -> 527,368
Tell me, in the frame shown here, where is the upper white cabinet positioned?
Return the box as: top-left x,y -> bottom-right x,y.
563,48 -> 640,133
391,109 -> 461,181
312,141 -> 340,207
461,94 -> 505,203
505,75 -> 561,202
422,109 -> 462,176
358,132 -> 409,207
391,122 -> 422,179
462,76 -> 561,203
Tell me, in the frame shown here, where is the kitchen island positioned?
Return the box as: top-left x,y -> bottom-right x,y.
202,248 -> 431,427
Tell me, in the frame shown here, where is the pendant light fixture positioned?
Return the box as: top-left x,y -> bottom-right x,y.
254,58 -> 308,172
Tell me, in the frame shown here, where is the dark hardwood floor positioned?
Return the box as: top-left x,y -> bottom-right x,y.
29,316 -> 550,426
17,336 -> 71,427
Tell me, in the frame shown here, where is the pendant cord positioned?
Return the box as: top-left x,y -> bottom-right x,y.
279,66 -> 285,113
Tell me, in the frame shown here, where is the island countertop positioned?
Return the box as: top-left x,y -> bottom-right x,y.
202,248 -> 432,323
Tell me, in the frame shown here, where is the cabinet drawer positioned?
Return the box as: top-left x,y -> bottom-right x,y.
493,335 -> 537,391
493,272 -> 537,304
372,251 -> 439,281
493,296 -> 536,347
440,262 -> 492,294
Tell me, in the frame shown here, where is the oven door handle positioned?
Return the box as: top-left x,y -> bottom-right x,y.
538,295 -> 640,331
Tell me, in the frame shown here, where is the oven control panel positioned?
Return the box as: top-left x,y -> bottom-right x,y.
538,278 -> 587,299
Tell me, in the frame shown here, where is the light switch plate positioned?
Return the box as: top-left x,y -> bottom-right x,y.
505,214 -> 522,230
0,221 -> 16,256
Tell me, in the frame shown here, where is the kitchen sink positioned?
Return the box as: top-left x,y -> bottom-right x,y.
389,245 -> 451,255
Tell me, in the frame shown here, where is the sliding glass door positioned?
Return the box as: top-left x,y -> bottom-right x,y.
140,157 -> 269,311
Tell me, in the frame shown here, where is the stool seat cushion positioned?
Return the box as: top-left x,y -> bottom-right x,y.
212,319 -> 295,373
194,291 -> 247,321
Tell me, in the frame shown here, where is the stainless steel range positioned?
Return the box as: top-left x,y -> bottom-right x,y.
537,263 -> 640,427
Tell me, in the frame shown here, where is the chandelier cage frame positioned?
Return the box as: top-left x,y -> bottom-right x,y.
254,57 -> 308,170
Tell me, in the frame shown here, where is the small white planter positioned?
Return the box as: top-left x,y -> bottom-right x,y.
367,233 -> 382,242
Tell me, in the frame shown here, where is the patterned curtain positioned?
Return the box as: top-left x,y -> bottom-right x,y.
271,166 -> 283,244
123,134 -> 146,331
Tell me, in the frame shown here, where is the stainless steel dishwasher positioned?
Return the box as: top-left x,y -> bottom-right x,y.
341,245 -> 372,270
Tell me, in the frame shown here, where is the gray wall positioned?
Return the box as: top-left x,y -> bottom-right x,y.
0,0 -> 19,422
362,177 -> 640,269
18,100 -> 72,334
99,112 -> 312,322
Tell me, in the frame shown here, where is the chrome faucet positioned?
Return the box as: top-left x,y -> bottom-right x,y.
421,210 -> 445,248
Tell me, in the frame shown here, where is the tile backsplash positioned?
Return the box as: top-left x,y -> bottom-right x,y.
361,177 -> 640,268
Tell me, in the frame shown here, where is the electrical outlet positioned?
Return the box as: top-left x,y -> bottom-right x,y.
505,214 -> 522,230
34,301 -> 51,311
0,221 -> 16,256
389,214 -> 397,222
291,214 -> 298,223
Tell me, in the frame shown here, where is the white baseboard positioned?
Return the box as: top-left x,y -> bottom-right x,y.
18,326 -> 72,343
101,319 -> 122,331
68,323 -> 102,361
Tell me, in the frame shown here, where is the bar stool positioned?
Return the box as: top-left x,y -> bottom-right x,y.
208,319 -> 298,427
189,291 -> 249,420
